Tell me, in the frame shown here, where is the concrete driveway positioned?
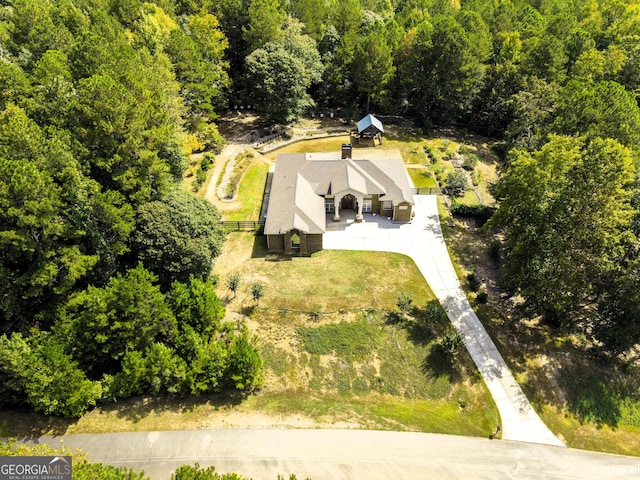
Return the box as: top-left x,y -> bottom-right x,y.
324,195 -> 564,447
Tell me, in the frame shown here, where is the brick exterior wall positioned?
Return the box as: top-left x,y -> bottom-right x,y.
268,231 -> 323,255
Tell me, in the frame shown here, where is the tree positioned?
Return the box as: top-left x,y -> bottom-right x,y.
351,24 -> 394,112
0,332 -> 102,417
7,0 -> 74,65
251,281 -> 265,304
225,326 -> 264,390
245,42 -> 314,123
227,272 -> 241,298
131,188 -> 226,287
0,104 -> 135,328
595,255 -> 640,353
242,0 -> 285,52
553,80 -> 640,157
504,77 -> 558,151
169,276 -> 225,335
56,264 -> 179,377
491,135 -> 635,323
403,15 -> 482,126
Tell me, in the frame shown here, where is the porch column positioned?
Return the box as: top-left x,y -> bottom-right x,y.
355,194 -> 364,222
333,196 -> 341,221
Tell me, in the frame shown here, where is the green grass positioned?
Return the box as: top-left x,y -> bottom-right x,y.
540,405 -> 640,457
299,318 -> 381,360
264,135 -> 351,159
255,310 -> 499,435
254,249 -> 435,311
222,160 -> 270,221
408,168 -> 438,188
247,390 -> 498,436
457,190 -> 481,206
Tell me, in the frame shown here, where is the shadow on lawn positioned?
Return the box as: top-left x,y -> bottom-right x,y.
0,409 -> 75,438
110,392 -> 247,425
422,345 -> 462,384
558,361 -> 640,428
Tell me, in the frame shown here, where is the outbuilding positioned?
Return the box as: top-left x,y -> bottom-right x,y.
357,114 -> 384,145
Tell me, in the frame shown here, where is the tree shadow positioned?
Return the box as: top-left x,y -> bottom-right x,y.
384,311 -> 436,346
109,392 -> 248,425
0,408 -> 76,438
422,344 -> 461,384
561,362 -> 625,427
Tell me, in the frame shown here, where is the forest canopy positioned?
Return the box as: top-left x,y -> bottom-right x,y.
0,0 -> 262,417
1,0 -> 640,415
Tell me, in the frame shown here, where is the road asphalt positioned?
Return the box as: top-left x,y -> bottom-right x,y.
35,429 -> 640,480
323,195 -> 564,447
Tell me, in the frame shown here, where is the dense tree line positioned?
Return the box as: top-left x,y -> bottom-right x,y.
0,0 -> 261,417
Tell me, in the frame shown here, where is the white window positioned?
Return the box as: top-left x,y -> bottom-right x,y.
325,199 -> 334,213
383,201 -> 392,210
363,200 -> 372,212
399,205 -> 408,210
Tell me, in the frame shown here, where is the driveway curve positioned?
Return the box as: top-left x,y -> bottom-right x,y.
323,195 -> 564,447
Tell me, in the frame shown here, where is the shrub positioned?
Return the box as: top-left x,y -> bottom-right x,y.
488,240 -> 501,262
227,272 -> 241,296
450,203 -> 496,225
466,270 -> 480,292
463,153 -> 479,171
201,152 -> 215,171
444,171 -> 468,197
423,144 -> 437,163
308,305 -> 321,321
458,144 -> 473,155
440,327 -> 463,357
471,169 -> 482,185
397,292 -> 413,313
476,291 -> 488,304
172,463 -> 249,480
251,281 -> 265,303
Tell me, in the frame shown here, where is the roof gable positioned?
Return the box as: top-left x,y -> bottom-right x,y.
357,114 -> 384,134
264,165 -> 326,235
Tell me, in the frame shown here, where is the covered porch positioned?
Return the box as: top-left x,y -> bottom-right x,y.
325,210 -> 397,231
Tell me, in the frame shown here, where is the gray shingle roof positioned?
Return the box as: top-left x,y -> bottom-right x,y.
264,150 -> 412,235
357,114 -> 384,134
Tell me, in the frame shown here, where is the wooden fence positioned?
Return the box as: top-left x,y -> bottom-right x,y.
412,187 -> 443,195
221,220 -> 265,232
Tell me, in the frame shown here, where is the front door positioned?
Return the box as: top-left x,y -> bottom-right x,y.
341,194 -> 355,210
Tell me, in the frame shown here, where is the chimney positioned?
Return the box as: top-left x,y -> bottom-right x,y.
341,143 -> 352,159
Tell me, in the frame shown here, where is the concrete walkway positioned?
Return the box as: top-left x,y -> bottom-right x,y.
36,429 -> 639,480
323,195 -> 565,447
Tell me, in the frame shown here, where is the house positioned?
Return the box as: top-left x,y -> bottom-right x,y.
264,144 -> 414,254
357,114 -> 384,145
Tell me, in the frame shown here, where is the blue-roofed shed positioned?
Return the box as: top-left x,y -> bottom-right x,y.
356,114 -> 384,145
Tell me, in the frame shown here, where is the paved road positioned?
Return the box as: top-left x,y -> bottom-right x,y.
324,195 -> 564,447
36,429 -> 640,480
